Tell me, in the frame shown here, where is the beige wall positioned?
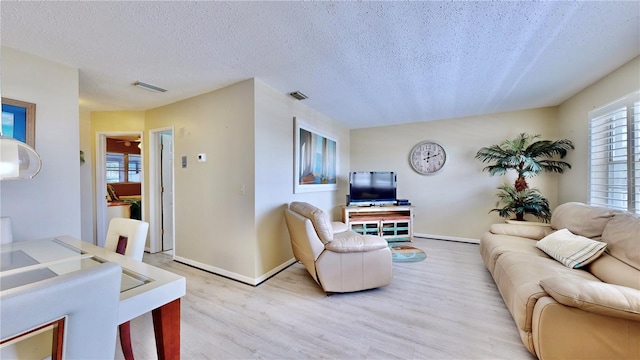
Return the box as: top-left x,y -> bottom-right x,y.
143,79 -> 350,283
350,107 -> 559,240
558,56 -> 640,204
146,80 -> 258,281
84,79 -> 349,284
254,79 -> 350,279
1,47 -> 81,241
350,56 -> 639,241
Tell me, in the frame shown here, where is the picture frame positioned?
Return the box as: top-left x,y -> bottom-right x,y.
294,117 -> 338,193
1,97 -> 36,148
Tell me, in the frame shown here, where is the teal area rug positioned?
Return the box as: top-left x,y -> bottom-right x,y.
389,244 -> 426,263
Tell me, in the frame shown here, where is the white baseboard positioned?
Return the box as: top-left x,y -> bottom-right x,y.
174,255 -> 297,286
414,232 -> 480,244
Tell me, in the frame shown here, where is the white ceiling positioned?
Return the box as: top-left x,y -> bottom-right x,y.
1,1 -> 639,129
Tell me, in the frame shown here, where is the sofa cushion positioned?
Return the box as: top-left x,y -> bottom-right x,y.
550,202 -> 618,238
536,229 -> 607,269
493,252 -> 600,333
289,202 -> 334,243
479,232 -> 548,274
601,213 -> 640,271
326,232 -> 388,253
587,253 -> 640,290
540,276 -> 640,321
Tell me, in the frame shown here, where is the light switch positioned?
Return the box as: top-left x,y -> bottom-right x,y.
182,156 -> 187,168
198,153 -> 206,162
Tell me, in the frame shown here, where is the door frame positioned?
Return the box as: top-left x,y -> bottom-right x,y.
149,127 -> 175,254
95,131 -> 145,248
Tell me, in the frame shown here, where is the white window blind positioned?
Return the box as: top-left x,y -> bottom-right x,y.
589,91 -> 640,214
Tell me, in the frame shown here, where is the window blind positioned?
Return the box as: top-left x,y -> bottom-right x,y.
589,91 -> 640,214
633,100 -> 640,213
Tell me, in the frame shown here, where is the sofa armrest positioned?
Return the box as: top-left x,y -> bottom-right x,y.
489,223 -> 553,240
326,231 -> 388,253
331,221 -> 348,234
540,276 -> 640,321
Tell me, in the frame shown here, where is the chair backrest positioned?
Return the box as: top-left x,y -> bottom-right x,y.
284,206 -> 328,283
0,262 -> 122,359
104,218 -> 149,261
288,202 -> 335,243
0,217 -> 13,244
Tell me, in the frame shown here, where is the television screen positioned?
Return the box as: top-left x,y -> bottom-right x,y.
349,171 -> 396,205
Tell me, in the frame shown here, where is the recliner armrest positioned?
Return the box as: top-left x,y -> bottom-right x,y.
332,221 -> 348,234
326,231 -> 388,253
540,276 -> 640,321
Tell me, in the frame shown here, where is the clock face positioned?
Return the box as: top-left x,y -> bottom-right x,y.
409,141 -> 447,175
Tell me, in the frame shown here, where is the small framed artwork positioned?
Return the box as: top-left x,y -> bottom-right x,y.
1,97 -> 36,148
294,117 -> 338,193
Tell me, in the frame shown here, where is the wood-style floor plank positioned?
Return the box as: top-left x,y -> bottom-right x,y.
115,238 -> 535,359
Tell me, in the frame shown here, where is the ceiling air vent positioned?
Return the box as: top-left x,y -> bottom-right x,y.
289,91 -> 308,100
133,81 -> 167,93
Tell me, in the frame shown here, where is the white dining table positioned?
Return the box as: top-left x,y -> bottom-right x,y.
0,236 -> 186,359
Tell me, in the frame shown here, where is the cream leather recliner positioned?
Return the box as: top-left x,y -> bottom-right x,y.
284,201 -> 392,293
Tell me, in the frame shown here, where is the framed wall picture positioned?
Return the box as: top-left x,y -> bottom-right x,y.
294,117 -> 338,193
1,97 -> 36,148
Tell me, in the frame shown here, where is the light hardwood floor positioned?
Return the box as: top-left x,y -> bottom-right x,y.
116,238 -> 535,359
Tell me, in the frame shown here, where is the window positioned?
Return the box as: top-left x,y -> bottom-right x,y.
589,91 -> 640,214
128,154 -> 141,182
106,152 -> 141,183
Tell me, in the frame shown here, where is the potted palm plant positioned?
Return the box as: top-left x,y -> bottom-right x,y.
475,133 -> 574,222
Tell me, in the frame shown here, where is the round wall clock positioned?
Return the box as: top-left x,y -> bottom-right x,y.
409,141 -> 447,175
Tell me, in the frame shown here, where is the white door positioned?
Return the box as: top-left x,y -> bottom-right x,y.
160,132 -> 174,251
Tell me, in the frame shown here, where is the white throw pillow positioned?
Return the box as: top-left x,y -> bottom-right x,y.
536,228 -> 607,268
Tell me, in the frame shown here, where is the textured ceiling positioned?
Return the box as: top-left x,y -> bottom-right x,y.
1,1 -> 639,129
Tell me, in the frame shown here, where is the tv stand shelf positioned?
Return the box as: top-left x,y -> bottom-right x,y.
341,205 -> 414,242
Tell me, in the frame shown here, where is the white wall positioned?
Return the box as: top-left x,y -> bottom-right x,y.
557,56 -> 640,204
350,107 -> 559,241
1,47 -> 81,241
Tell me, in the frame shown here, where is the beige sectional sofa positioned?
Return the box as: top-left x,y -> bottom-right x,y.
480,202 -> 639,360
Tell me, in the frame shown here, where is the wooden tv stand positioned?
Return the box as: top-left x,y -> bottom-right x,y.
341,205 -> 414,242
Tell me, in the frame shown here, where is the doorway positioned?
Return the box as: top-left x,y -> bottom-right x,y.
95,132 -> 144,248
149,127 -> 175,254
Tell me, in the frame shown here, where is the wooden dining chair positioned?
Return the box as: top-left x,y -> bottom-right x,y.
104,217 -> 150,360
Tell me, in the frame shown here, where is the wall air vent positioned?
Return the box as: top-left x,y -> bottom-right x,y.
133,81 -> 167,93
289,91 -> 308,100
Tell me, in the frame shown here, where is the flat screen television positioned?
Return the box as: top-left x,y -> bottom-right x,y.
348,171 -> 397,206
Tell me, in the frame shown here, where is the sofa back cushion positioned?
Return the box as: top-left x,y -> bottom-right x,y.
289,202 -> 334,243
601,213 -> 640,271
588,253 -> 640,290
550,202 -> 618,238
